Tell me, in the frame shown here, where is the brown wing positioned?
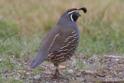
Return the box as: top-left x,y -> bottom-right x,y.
41,25 -> 67,53
30,26 -> 63,68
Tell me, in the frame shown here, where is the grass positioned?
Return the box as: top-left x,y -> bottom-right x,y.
0,0 -> 124,82
78,19 -> 124,56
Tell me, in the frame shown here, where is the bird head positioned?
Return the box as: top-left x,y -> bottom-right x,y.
66,7 -> 87,22
58,7 -> 87,24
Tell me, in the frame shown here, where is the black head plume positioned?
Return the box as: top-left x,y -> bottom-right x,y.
78,7 -> 87,13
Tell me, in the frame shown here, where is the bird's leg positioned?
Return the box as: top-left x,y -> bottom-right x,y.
52,64 -> 69,82
52,64 -> 60,79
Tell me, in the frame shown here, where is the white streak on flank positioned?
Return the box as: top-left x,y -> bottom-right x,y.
72,31 -> 76,34
48,33 -> 59,51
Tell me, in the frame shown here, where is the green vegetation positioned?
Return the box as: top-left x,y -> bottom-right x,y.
0,0 -> 123,56
0,0 -> 124,82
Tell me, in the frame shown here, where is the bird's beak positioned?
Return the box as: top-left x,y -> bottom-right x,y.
77,12 -> 81,17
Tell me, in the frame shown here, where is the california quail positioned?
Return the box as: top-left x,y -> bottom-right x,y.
30,7 -> 87,78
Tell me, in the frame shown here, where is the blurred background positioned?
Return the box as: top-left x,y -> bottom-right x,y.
0,0 -> 124,82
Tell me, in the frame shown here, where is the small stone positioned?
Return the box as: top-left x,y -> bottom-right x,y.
68,69 -> 73,73
26,72 -> 31,75
59,65 -> 66,69
0,58 -> 2,62
34,74 -> 41,80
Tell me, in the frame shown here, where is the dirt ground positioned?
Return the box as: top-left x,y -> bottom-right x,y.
2,54 -> 124,83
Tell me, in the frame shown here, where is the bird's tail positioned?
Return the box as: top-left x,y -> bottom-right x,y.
30,50 -> 48,68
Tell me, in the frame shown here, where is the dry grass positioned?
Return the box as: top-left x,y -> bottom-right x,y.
0,0 -> 124,61
0,0 -> 124,57
0,0 -> 123,34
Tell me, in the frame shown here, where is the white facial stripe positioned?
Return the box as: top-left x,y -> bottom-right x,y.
70,14 -> 74,22
67,11 -> 75,15
68,10 -> 78,22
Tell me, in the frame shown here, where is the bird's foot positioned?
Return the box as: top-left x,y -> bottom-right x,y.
51,73 -> 69,82
52,71 -> 61,79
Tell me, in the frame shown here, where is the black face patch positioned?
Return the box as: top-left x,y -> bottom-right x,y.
69,12 -> 80,22
72,13 -> 80,21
